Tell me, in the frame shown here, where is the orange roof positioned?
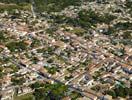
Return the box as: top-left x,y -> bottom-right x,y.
24,40 -> 32,45
0,45 -> 5,48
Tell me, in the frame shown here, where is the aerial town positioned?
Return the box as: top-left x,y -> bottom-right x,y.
0,0 -> 132,100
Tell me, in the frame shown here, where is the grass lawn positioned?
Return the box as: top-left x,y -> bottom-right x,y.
14,92 -> 34,100
0,3 -> 31,12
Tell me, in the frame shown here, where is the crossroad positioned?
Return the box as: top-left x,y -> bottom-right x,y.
1,29 -> 131,99
0,54 -> 104,99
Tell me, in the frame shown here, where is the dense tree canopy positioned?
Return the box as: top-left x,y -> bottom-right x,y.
0,0 -> 83,12
31,82 -> 68,100
6,41 -> 27,52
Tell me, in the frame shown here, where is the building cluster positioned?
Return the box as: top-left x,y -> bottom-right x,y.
0,0 -> 131,100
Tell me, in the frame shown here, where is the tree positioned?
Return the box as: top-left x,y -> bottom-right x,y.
30,38 -> 41,48
70,91 -> 83,99
6,41 -> 27,52
33,88 -> 47,100
32,82 -> 68,100
45,66 -> 58,75
0,67 -> 4,78
30,82 -> 45,89
0,31 -> 6,43
106,90 -> 117,98
11,77 -> 26,85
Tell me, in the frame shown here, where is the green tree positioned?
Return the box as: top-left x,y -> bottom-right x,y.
6,41 -> 27,52
32,82 -> 68,100
11,77 -> 26,85
106,90 -> 117,98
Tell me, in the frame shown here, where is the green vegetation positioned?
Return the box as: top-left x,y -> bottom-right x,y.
0,0 -> 83,12
44,66 -> 58,75
110,48 -> 125,57
11,76 -> 26,85
0,67 -> 4,78
101,26 -> 115,35
70,27 -> 86,36
6,41 -> 27,52
70,91 -> 83,100
114,22 -> 132,30
10,64 -> 19,73
30,82 -> 83,100
64,75 -> 73,81
122,31 -> 132,39
0,3 -> 31,12
50,9 -> 116,33
31,82 -> 68,100
92,71 -> 102,80
37,48 -> 45,53
106,85 -> 132,98
30,38 -> 41,48
67,66 -> 76,73
31,57 -> 39,64
125,0 -> 132,9
91,85 -> 101,92
52,9 -> 117,30
106,90 -> 117,98
75,9 -> 117,28
34,0 -> 81,12
91,81 -> 132,99
0,0 -> 30,4
37,46 -> 56,55
0,31 -> 6,43
14,93 -> 34,100
30,82 -> 45,89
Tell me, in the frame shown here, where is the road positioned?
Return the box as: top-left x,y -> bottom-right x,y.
0,54 -> 105,99
1,29 -> 131,99
55,30 -> 132,68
